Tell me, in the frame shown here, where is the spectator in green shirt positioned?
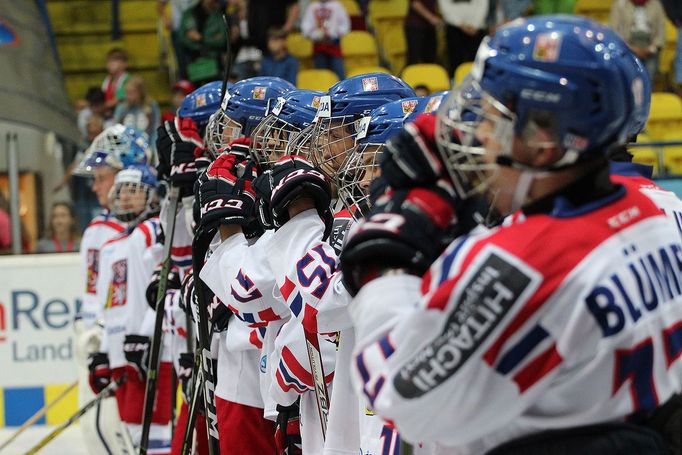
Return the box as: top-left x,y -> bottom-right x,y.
179,0 -> 227,80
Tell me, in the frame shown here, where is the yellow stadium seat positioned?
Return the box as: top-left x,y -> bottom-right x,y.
368,0 -> 409,49
346,66 -> 391,78
401,64 -> 450,93
660,20 -> 678,75
339,0 -> 361,16
382,27 -> 407,73
646,93 -> 682,140
630,134 -> 660,176
341,31 -> 379,71
297,69 -> 339,91
661,131 -> 682,175
454,62 -> 474,86
287,33 -> 314,70
574,0 -> 612,23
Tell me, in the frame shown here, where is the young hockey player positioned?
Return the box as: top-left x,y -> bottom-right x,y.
73,125 -> 151,454
340,16 -> 682,454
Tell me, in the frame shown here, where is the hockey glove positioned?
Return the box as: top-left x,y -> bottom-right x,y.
340,182 -> 457,296
123,334 -> 150,381
196,153 -> 256,231
145,265 -> 182,310
380,114 -> 445,189
157,118 -> 204,196
180,269 -> 231,332
275,401 -> 303,455
227,137 -> 252,161
252,170 -> 277,231
269,156 -> 332,227
178,352 -> 195,404
179,269 -> 195,319
88,352 -> 111,394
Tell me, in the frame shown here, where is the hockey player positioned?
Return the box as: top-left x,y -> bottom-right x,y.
90,164 -> 174,453
73,125 -> 151,454
260,73 -> 416,454
194,76 -> 295,454
339,16 -> 682,454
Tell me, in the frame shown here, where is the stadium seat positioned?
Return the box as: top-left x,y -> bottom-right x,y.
646,92 -> 682,140
58,32 -> 160,73
454,62 -> 474,86
346,66 -> 391,78
659,20 -> 678,75
662,131 -> 682,175
574,0 -> 611,23
339,0 -> 361,16
630,134 -> 660,176
287,32 -> 313,70
341,31 -> 379,71
368,0 -> 409,49
297,69 -> 339,91
382,27 -> 407,73
48,0 -> 157,35
401,64 -> 450,93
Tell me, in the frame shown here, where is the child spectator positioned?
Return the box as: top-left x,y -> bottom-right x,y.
610,0 -> 666,82
414,84 -> 431,97
36,202 -> 81,253
78,87 -> 112,143
162,80 -> 195,123
113,76 -> 161,145
259,28 -> 299,84
101,48 -> 130,110
302,0 -> 350,80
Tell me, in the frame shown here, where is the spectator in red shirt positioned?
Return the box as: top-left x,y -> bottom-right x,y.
162,80 -> 195,123
101,48 -> 130,111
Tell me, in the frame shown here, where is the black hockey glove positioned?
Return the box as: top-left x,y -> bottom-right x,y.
156,117 -> 204,196
123,334 -> 150,381
88,352 -> 111,394
196,153 -> 256,232
340,181 -> 457,296
275,401 -> 303,455
227,137 -> 252,161
180,268 -> 231,332
252,170 -> 277,231
269,155 -> 332,227
178,352 -> 195,404
145,265 -> 182,310
380,114 -> 445,189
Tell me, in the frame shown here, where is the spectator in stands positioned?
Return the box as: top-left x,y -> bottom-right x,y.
101,48 -> 130,111
162,80 -> 195,123
488,0 -> 533,30
438,0 -> 489,76
660,0 -> 682,97
157,0 -> 197,79
77,87 -> 112,143
414,84 -> 430,97
36,202 -> 81,253
610,0 -> 666,82
404,0 -> 442,65
113,76 -> 161,145
302,0 -> 350,80
259,28 -> 299,84
533,0 -> 574,14
247,0 -> 300,54
179,0 -> 228,83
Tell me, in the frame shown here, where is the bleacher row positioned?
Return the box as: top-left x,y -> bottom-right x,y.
47,0 -> 682,175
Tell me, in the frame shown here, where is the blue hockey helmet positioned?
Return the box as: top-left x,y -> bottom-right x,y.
74,124 -> 151,176
436,15 -> 648,199
250,90 -> 324,168
178,80 -> 229,132
310,72 -> 416,177
109,163 -> 159,223
337,97 -> 426,219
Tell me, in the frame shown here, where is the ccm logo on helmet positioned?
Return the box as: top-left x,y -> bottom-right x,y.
520,88 -> 561,104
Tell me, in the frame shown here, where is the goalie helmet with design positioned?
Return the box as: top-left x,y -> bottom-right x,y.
308,72 -> 415,179
109,164 -> 159,224
74,124 -> 152,176
204,76 -> 295,157
337,96 -> 428,220
250,89 -> 323,169
436,15 -> 647,203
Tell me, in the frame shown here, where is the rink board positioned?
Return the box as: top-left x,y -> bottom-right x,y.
0,253 -> 80,427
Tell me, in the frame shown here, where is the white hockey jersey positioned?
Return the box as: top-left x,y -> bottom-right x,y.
349,178 -> 682,454
78,211 -> 127,329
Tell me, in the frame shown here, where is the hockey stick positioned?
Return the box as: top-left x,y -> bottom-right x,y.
303,328 -> 331,438
180,363 -> 205,455
139,185 -> 181,454
0,381 -> 77,451
23,378 -> 124,455
190,226 -> 221,455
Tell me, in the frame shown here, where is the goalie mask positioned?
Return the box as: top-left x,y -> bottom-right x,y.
309,73 -> 415,179
250,90 -> 323,169
337,97 -> 428,220
109,164 -> 159,224
74,124 -> 152,176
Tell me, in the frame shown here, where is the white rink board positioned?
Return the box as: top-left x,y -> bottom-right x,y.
0,253 -> 80,388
